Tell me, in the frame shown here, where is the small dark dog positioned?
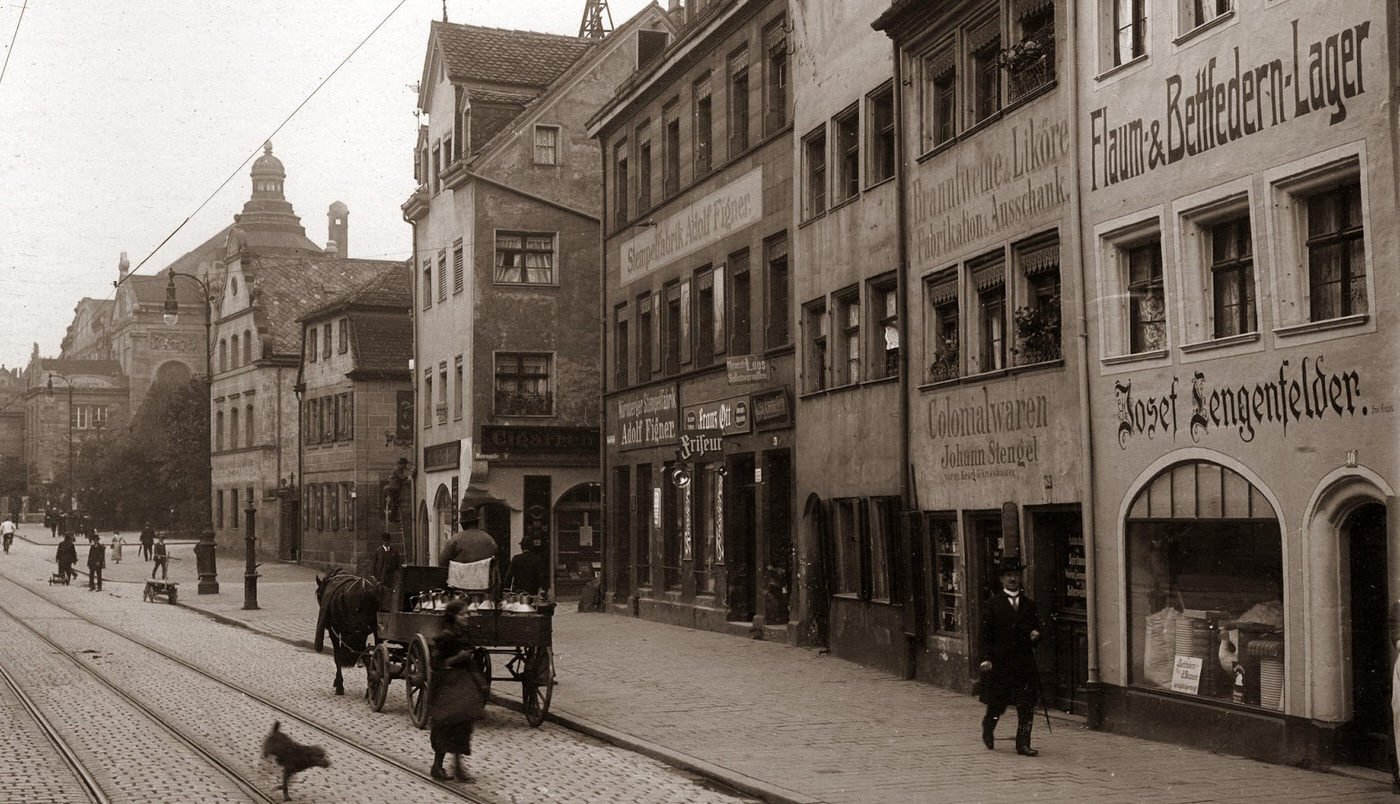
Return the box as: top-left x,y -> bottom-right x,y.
262,721 -> 330,801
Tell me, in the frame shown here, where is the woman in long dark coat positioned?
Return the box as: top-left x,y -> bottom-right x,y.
55,533 -> 77,582
429,598 -> 489,781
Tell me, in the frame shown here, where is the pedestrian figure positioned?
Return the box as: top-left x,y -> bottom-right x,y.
139,521 -> 155,562
86,534 -> 106,591
428,598 -> 489,782
978,556 -> 1043,757
504,537 -> 548,597
439,507 -> 498,567
151,535 -> 169,580
371,532 -> 402,588
56,533 -> 77,583
45,509 -> 56,538
110,531 -> 123,564
0,515 -> 15,554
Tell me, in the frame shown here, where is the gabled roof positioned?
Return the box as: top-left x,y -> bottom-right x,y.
431,20 -> 596,88
348,312 -> 413,376
241,255 -> 406,356
125,273 -> 203,305
299,261 -> 412,322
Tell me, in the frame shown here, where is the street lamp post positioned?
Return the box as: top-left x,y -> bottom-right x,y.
163,271 -> 219,594
43,373 -> 74,520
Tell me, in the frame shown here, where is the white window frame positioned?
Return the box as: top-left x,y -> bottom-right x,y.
967,250 -> 1008,375
1263,146 -> 1373,344
923,267 -> 962,384
1094,208 -> 1171,366
1171,178 -> 1264,358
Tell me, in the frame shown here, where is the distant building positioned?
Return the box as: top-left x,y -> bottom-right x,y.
295,262 -> 413,573
403,7 -> 672,594
21,358 -> 128,513
206,142 -> 403,556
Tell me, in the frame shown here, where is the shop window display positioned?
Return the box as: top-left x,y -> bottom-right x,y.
1127,461 -> 1284,709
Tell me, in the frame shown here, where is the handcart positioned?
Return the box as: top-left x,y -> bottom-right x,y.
365,565 -> 555,728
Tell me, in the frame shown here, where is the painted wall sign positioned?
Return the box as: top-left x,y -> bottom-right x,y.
726,354 -> 772,384
1090,18 -> 1371,190
928,388 -> 1051,482
910,116 -> 1070,263
614,385 -> 679,451
619,167 -> 764,284
1114,355 -> 1366,449
480,425 -> 599,455
423,439 -> 461,472
682,396 -> 750,436
752,388 -> 792,429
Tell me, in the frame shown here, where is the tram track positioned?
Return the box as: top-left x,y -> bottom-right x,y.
0,658 -> 110,804
0,572 -> 502,804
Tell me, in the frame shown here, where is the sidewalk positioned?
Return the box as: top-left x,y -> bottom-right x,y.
19,523 -> 1392,803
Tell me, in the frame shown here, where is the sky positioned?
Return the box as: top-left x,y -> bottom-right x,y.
0,0 -> 655,371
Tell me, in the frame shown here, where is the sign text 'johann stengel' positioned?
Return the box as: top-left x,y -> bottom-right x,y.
1091,18 -> 1370,190
1114,356 -> 1366,448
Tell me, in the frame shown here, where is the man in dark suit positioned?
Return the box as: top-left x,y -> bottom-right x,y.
371,532 -> 403,588
978,556 -> 1043,756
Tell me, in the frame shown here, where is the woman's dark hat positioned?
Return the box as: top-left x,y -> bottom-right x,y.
995,556 -> 1025,573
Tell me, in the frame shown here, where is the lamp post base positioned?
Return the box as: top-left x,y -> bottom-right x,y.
243,572 -> 260,610
194,528 -> 219,594
198,576 -> 220,595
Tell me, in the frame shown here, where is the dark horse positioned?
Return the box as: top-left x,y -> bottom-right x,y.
314,569 -> 379,696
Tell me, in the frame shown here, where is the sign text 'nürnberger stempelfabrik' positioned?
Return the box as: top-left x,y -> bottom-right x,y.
619,168 -> 763,285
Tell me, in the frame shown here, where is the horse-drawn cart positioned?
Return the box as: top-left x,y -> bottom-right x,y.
365,565 -> 555,728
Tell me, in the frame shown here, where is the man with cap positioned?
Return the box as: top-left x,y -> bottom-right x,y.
978,555 -> 1043,756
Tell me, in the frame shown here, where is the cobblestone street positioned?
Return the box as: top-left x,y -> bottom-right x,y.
1,524 -> 1390,803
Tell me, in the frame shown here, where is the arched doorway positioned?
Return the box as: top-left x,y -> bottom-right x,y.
1345,502 -> 1389,769
554,483 -> 602,599
152,360 -> 193,386
433,485 -> 455,556
416,501 -> 430,564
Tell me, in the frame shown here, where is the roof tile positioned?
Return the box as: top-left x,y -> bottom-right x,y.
432,20 -> 595,88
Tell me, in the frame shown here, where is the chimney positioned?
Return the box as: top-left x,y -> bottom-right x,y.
668,0 -> 685,25
118,252 -> 129,281
328,201 -> 349,258
325,239 -> 339,258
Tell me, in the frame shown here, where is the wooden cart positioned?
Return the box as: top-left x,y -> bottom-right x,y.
365,565 -> 555,728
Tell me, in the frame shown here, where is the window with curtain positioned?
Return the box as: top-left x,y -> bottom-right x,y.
494,353 -> 552,416
1306,181 -> 1366,321
494,232 -> 555,284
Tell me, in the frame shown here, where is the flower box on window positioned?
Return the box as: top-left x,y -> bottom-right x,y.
1011,298 -> 1061,365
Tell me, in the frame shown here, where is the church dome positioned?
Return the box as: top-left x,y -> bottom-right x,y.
251,141 -> 285,179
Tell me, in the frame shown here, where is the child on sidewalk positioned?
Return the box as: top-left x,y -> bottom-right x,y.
110,531 -> 123,563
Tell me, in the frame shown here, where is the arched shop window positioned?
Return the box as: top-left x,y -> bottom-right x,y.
1128,461 -> 1285,710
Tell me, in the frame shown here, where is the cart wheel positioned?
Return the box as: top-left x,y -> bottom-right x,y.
405,634 -> 432,730
522,646 -> 554,727
367,643 -> 392,712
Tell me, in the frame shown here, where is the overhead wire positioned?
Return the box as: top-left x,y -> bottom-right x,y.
0,0 -> 28,87
122,0 -> 413,281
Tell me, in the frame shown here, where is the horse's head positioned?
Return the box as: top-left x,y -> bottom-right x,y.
314,567 -> 343,604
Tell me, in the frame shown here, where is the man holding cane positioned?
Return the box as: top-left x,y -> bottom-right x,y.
979,556 -> 1044,756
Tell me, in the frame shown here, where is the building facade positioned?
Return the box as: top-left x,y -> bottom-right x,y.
22,358 -> 128,514
873,0 -> 1084,702
592,0 -> 796,633
405,11 -> 670,594
296,263 -> 414,574
208,145 -> 400,557
789,0 -> 906,671
1075,0 -> 1397,768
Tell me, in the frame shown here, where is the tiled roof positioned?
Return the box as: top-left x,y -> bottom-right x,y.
244,255 -> 406,356
348,312 -> 413,375
301,261 -> 412,320
467,88 -> 538,105
432,20 -> 596,88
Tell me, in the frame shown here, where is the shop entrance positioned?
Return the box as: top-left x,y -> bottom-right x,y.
725,453 -> 756,621
1029,509 -> 1088,714
433,485 -> 455,556
278,496 -> 300,561
762,450 -> 792,624
611,466 -> 631,601
555,483 -> 603,599
1345,502 -> 1389,769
